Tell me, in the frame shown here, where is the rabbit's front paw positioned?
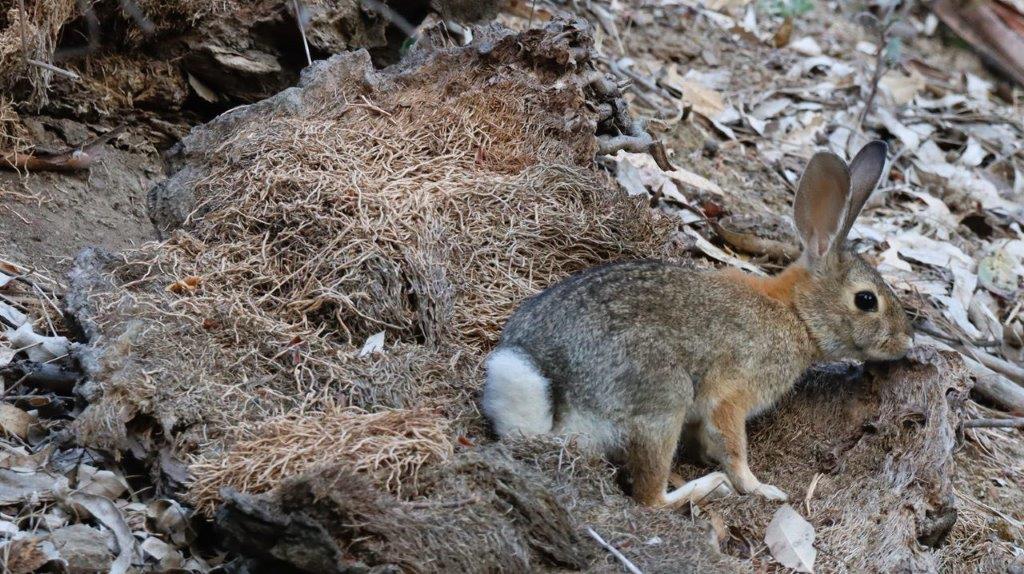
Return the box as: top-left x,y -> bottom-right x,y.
750,482 -> 788,501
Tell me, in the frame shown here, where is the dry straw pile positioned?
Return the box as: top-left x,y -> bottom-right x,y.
188,407 -> 454,516
69,18 -> 673,519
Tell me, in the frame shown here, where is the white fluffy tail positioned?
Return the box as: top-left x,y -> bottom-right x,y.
482,347 -> 553,437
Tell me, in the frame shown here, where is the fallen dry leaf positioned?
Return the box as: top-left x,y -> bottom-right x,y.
0,403 -> 35,440
1,538 -> 51,574
789,36 -> 822,56
772,17 -> 793,48
765,504 -> 817,573
879,70 -> 926,105
166,275 -> 202,294
5,323 -> 70,363
358,331 -> 385,357
77,464 -> 129,499
61,492 -> 137,574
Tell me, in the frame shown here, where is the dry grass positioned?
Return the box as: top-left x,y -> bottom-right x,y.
71,33 -> 674,513
938,400 -> 1024,573
187,407 -> 453,516
0,96 -> 29,156
0,0 -> 77,106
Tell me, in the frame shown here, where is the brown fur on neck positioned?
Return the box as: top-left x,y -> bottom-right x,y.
717,264 -> 811,307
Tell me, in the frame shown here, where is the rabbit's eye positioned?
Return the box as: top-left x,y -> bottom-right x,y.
855,291 -> 878,312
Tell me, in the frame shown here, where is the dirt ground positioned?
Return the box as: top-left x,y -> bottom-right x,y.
0,120 -> 158,274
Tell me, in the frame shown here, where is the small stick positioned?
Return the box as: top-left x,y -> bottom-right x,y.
966,347 -> 1024,386
360,0 -> 415,37
963,417 -> 1024,429
26,59 -> 80,81
17,0 -> 28,63
293,0 -> 312,67
804,472 -> 823,515
1005,300 -> 1022,326
404,496 -> 477,509
587,527 -> 643,574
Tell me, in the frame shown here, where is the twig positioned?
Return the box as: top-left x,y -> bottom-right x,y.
25,59 -> 80,80
969,348 -> 1024,386
587,527 -> 643,574
804,472 -> 823,515
0,311 -> 18,330
914,323 -> 1001,349
712,220 -> 800,262
404,496 -> 477,509
1005,300 -> 1022,326
360,0 -> 415,37
963,417 -> 1024,428
17,0 -> 28,63
857,29 -> 887,129
857,5 -> 906,129
293,0 -> 312,67
1,362 -> 81,396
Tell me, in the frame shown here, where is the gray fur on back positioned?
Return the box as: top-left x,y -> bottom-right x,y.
497,260 -> 818,434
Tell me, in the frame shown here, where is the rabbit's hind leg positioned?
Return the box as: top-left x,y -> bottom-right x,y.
625,412 -> 687,508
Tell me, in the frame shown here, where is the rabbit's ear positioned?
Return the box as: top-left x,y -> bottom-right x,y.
794,152 -> 850,265
839,140 -> 888,239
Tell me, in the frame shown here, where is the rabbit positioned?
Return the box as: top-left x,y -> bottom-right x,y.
481,141 -> 913,508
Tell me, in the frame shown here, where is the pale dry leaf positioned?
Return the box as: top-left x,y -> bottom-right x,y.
856,41 -> 877,55
77,464 -> 129,499
60,492 -> 137,574
875,108 -> 920,151
965,73 -> 992,100
978,240 -> 1024,298
901,189 -> 957,239
187,73 -> 219,103
789,36 -> 822,56
675,76 -> 726,119
740,4 -> 759,37
879,70 -> 926,105
0,343 -> 14,368
958,137 -> 988,167
141,536 -> 183,568
750,97 -> 792,122
614,151 -> 724,200
0,469 -> 67,505
969,291 -> 1003,340
358,331 -> 385,358
682,68 -> 732,91
765,504 -> 817,573
915,93 -> 967,110
615,155 -> 649,197
0,302 -> 27,330
6,323 -> 70,363
0,404 -> 35,440
147,499 -> 192,546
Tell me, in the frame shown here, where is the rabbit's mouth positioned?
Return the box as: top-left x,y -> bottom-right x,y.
864,335 -> 913,362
